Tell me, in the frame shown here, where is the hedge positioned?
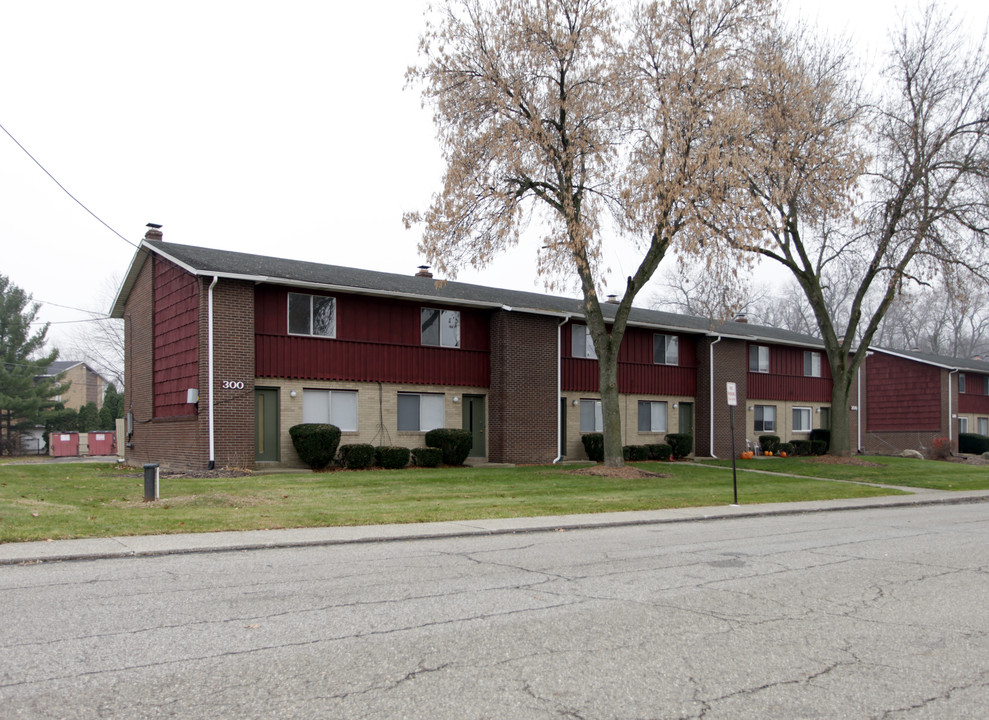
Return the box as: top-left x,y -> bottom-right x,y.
411,447 -> 443,468
959,433 -> 989,455
581,433 -> 605,462
623,445 -> 650,462
665,433 -> 693,459
758,435 -> 780,454
810,429 -> 830,454
424,428 -> 473,466
337,443 -> 375,470
288,424 -> 341,470
647,443 -> 673,461
375,446 -> 411,469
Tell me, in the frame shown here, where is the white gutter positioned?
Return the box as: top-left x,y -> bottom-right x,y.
949,368 -> 958,446
553,316 -> 571,463
709,336 -> 722,458
208,276 -> 218,470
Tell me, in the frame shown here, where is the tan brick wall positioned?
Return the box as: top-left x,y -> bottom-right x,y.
258,380 -> 487,468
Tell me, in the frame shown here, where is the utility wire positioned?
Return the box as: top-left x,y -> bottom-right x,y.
0,120 -> 140,250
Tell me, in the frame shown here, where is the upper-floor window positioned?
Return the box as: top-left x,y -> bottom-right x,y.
572,325 -> 597,359
421,308 -> 460,348
984,376 -> 989,395
288,293 -> 336,338
653,334 -> 678,365
749,345 -> 769,373
959,374 -> 966,393
804,351 -> 822,378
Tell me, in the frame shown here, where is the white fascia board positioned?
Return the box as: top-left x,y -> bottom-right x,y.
866,346 -> 960,371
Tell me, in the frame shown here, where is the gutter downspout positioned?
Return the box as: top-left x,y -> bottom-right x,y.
709,336 -> 722,458
857,351 -> 873,453
553,316 -> 571,463
948,368 -> 958,447
208,276 -> 218,470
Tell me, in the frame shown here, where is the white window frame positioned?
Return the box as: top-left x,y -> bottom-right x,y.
638,400 -> 668,433
749,345 -> 770,373
959,374 -> 966,394
803,351 -> 822,378
302,389 -> 358,432
653,334 -> 678,366
288,292 -> 336,338
754,405 -> 776,433
420,308 -> 460,348
792,406 -> 812,433
572,325 -> 597,359
959,416 -> 969,434
397,393 -> 445,432
579,399 -> 603,432
978,417 -> 988,436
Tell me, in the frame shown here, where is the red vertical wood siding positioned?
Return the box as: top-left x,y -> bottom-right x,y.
562,325 -> 698,395
153,258 -> 199,417
959,373 -> 989,413
866,354 -> 941,431
746,343 -> 833,402
254,285 -> 490,386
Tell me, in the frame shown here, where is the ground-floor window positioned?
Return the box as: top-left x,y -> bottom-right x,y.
979,417 -> 988,436
637,401 -> 668,433
754,405 -> 776,433
959,417 -> 969,434
579,399 -> 603,432
792,407 -> 812,433
302,389 -> 358,431
397,393 -> 444,432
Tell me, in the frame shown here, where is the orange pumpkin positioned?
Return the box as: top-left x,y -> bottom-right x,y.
780,451 -> 788,458
765,451 -> 773,456
740,451 -> 754,460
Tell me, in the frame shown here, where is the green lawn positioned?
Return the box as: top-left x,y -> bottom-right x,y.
700,455 -> 989,491
0,459 -> 916,543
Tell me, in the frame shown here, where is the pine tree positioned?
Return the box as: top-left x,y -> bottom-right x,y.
0,275 -> 63,454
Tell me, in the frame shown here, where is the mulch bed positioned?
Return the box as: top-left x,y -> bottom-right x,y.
568,465 -> 671,479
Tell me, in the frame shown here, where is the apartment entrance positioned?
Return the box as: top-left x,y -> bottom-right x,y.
678,402 -> 694,437
255,387 -> 280,462
462,394 -> 486,457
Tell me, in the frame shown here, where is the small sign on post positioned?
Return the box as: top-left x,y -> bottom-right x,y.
727,382 -> 739,506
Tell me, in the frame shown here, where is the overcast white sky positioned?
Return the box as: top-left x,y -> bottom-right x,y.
2,0 -> 987,355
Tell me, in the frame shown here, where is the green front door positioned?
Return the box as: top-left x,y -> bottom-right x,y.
255,388 -> 280,462
678,402 -> 694,436
463,395 -> 486,458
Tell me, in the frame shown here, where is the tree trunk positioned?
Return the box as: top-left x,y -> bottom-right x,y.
828,372 -> 854,457
598,344 -> 623,467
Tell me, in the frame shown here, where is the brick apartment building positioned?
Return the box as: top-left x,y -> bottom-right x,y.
110,229 -> 989,470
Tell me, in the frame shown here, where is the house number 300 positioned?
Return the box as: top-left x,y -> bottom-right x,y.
222,381 -> 245,390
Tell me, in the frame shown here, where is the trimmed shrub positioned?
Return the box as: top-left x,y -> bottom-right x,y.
338,443 -> 375,470
791,440 -> 812,456
289,423 -> 341,470
411,447 -> 443,468
375,446 -> 411,469
809,429 -> 830,454
424,428 -> 473,466
810,440 -> 827,455
624,445 -> 649,462
758,435 -> 781,454
959,433 -> 989,455
780,442 -> 794,456
647,443 -> 673,461
665,433 -> 693,459
581,433 -> 604,462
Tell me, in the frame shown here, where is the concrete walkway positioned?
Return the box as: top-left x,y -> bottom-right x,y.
3,484 -> 988,566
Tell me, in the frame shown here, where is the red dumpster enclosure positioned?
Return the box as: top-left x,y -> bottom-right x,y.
88,432 -> 116,456
51,432 -> 80,458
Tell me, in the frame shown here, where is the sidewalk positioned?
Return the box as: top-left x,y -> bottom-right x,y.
3,486 -> 988,566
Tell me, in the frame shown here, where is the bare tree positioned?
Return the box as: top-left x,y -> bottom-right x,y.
730,8 -> 989,455
407,0 -> 767,465
66,275 -> 124,389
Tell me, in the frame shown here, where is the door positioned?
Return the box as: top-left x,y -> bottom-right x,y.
560,397 -> 568,458
255,388 -> 280,462
678,402 -> 694,436
462,395 -> 486,458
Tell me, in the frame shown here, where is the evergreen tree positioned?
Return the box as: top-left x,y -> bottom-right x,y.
77,401 -> 100,432
0,275 -> 63,453
97,382 -> 124,430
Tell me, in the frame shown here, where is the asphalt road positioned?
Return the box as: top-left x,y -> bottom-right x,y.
2,503 -> 988,719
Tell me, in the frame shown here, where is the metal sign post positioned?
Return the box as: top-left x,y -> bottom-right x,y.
726,382 -> 739,506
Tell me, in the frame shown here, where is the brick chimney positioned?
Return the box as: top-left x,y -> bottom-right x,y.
145,223 -> 163,242
734,313 -> 748,323
605,294 -> 619,304
415,265 -> 433,278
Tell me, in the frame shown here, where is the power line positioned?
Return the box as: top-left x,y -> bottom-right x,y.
0,120 -> 140,250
